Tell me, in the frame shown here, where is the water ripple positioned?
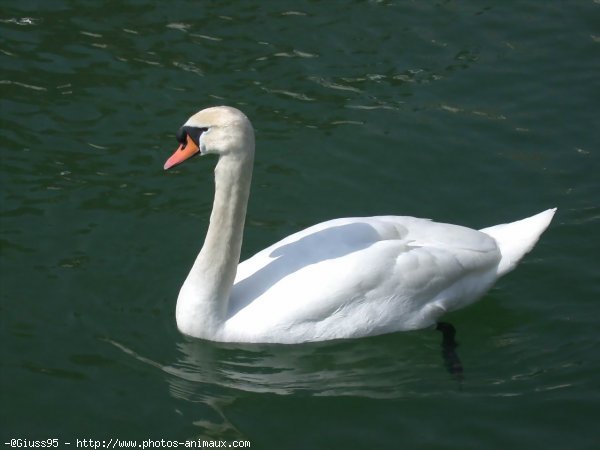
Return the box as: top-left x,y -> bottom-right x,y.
0,79 -> 47,91
1,17 -> 39,26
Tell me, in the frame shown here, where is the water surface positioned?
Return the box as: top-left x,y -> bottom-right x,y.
1,1 -> 599,448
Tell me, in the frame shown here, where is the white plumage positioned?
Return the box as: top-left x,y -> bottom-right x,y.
164,106 -> 556,343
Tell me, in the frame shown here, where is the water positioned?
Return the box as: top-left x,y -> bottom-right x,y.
1,1 -> 599,448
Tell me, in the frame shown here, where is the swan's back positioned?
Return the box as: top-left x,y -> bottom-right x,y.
223,215 -> 504,343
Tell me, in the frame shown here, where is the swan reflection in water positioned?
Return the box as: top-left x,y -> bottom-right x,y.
166,330 -> 452,400
106,315 -> 510,441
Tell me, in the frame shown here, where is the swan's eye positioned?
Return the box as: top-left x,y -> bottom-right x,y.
176,127 -> 187,145
186,127 -> 208,147
176,126 -> 208,149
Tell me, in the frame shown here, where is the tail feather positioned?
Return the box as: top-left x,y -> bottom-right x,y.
480,208 -> 556,277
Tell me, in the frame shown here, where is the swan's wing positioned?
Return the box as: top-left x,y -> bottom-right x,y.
226,216 -> 500,342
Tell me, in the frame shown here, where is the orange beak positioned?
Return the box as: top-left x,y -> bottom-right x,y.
164,134 -> 200,170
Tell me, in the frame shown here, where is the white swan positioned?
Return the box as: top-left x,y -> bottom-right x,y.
164,106 -> 556,344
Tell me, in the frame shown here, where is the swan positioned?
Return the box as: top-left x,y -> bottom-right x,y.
164,106 -> 556,344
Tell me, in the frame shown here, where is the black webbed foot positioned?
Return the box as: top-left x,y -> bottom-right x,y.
436,322 -> 464,382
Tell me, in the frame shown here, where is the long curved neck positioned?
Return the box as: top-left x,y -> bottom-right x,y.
176,151 -> 253,338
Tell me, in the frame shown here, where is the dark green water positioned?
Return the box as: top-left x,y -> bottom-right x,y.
1,1 -> 599,448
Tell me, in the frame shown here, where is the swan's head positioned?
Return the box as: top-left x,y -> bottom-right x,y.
164,106 -> 254,170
